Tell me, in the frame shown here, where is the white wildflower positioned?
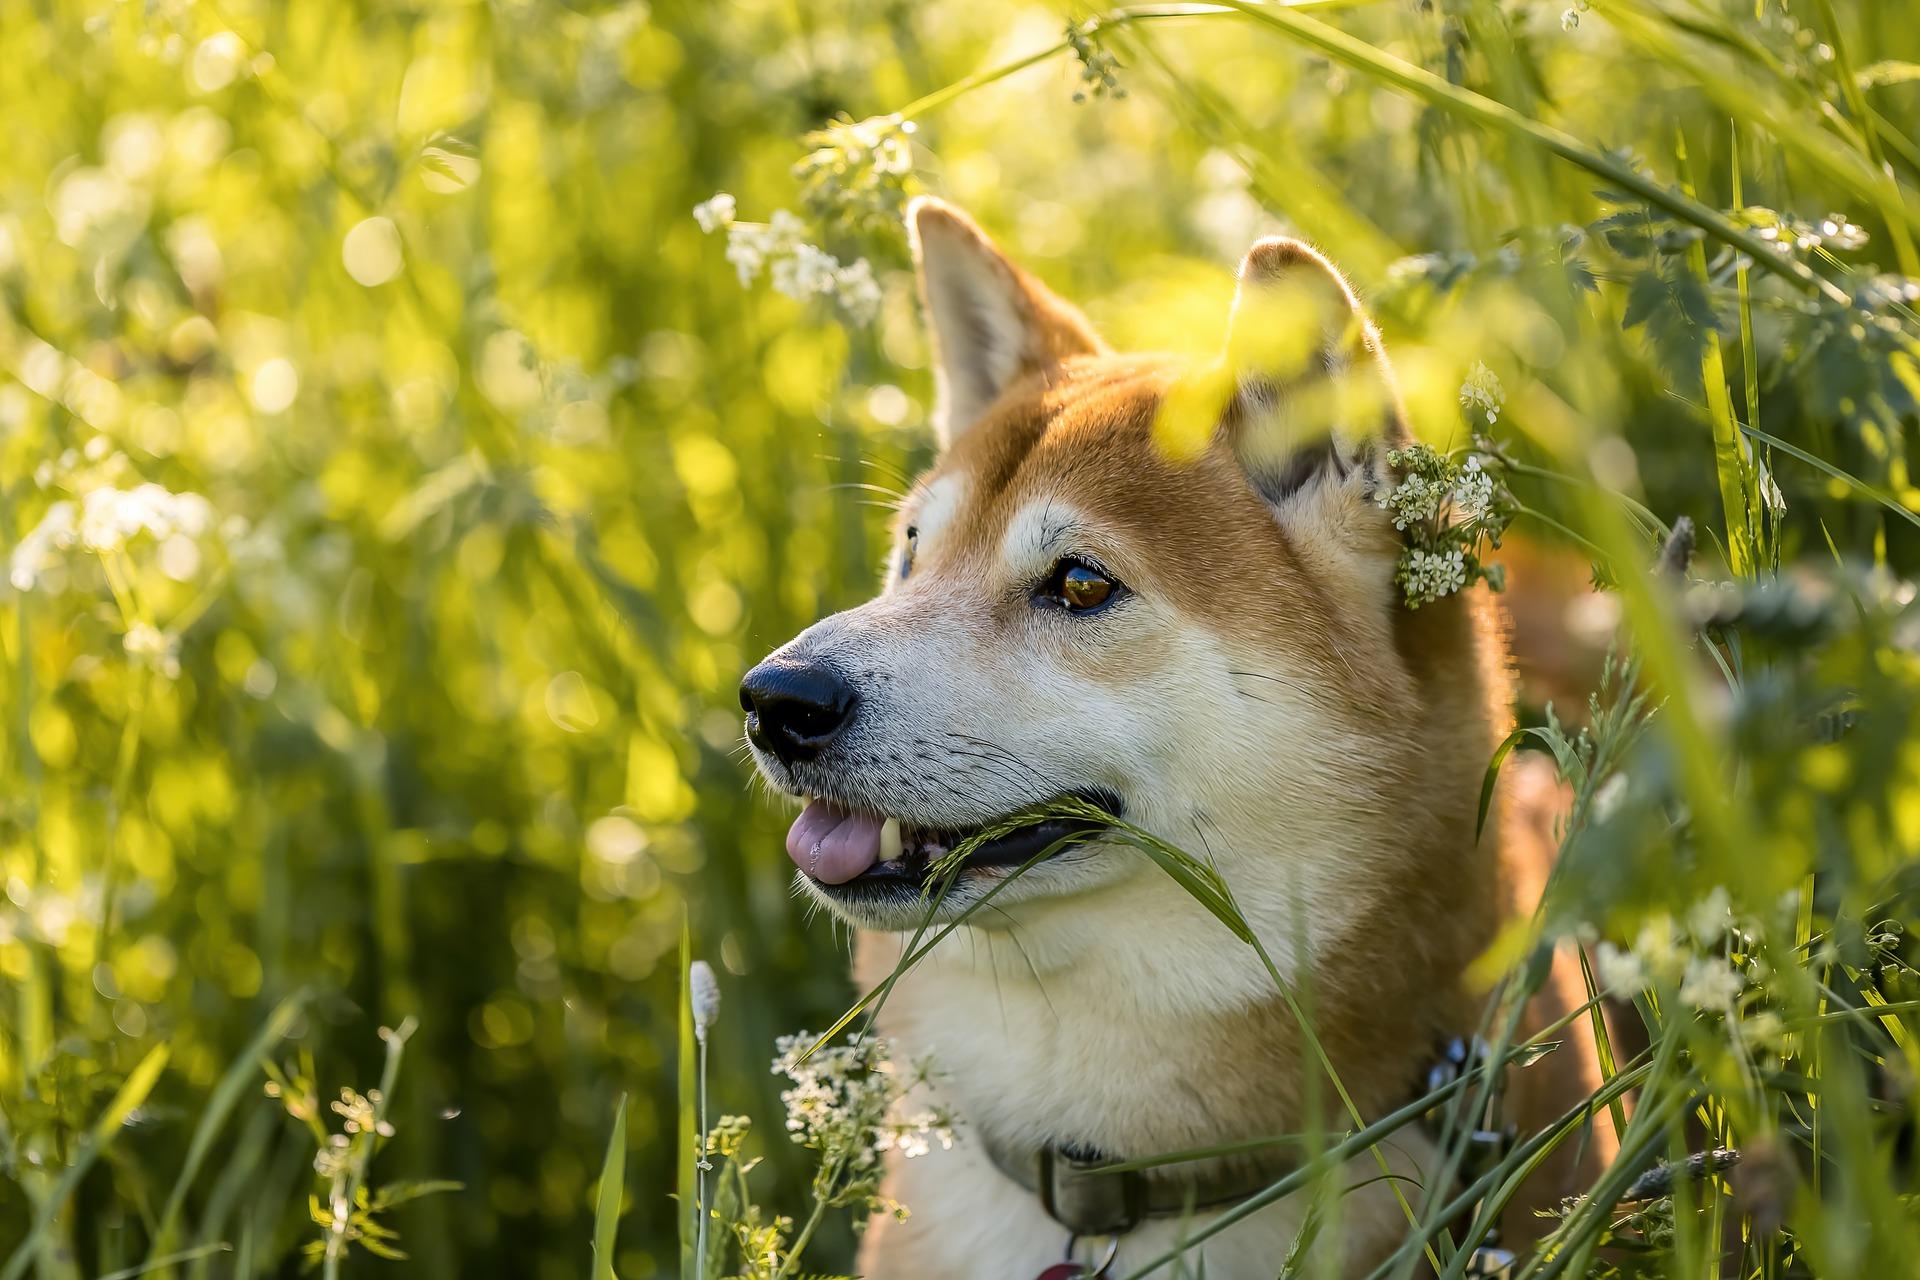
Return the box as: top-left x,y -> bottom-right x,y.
1378,471 -> 1447,530
1679,954 -> 1744,1012
122,622 -> 181,679
724,222 -> 772,287
1594,941 -> 1648,994
834,257 -> 884,325
1630,915 -> 1685,985
771,242 -> 840,302
10,482 -> 213,591
1459,360 -> 1506,425
1452,455 -> 1495,515
1560,7 -> 1580,29
766,209 -> 806,245
771,1030 -> 952,1180
1402,547 -> 1468,604
1744,1010 -> 1786,1050
1685,886 -> 1733,942
692,192 -> 736,234
313,1134 -> 351,1180
9,500 -> 78,589
711,204 -> 882,326
331,1088 -> 393,1137
79,483 -> 213,552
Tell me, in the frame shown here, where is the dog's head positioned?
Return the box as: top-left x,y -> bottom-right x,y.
742,199 -> 1450,938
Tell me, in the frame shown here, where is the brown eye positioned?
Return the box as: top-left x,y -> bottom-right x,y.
1042,559 -> 1119,613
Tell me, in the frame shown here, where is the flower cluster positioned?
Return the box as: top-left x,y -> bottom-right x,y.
331,1088 -> 395,1138
694,196 -> 884,325
10,482 -> 214,590
771,1031 -> 953,1196
1377,439 -> 1515,607
1065,17 -> 1126,102
1402,547 -> 1469,602
123,620 -> 183,679
1593,888 -> 1778,1031
794,113 -> 915,237
1459,359 -> 1505,425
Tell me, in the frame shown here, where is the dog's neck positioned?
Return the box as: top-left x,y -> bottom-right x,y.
856,855 -> 1489,1165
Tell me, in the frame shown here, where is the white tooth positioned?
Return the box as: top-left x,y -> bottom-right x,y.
880,816 -> 902,862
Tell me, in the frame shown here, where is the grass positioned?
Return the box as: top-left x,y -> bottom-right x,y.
5,0 -> 1920,1275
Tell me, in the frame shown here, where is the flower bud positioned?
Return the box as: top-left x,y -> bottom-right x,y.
690,959 -> 720,1044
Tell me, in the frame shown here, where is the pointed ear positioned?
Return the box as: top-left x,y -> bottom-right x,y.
909,197 -> 1107,446
1222,238 -> 1408,509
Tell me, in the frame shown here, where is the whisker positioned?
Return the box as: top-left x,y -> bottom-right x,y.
856,454 -> 916,492
983,904 -> 1060,1028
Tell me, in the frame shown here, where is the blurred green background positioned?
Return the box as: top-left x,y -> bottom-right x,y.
3,0 -> 1919,1275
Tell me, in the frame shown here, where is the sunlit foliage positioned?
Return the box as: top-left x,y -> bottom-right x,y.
3,0 -> 1920,1276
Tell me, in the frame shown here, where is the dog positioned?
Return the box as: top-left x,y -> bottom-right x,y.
739,197 -> 1610,1278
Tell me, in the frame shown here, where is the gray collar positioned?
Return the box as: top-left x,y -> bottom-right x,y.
977,1128 -> 1300,1238
975,1036 -> 1511,1240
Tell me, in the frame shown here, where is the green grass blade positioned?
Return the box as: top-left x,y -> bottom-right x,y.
2,1043 -> 171,1280
100,1245 -> 232,1280
677,918 -> 697,1280
1476,727 -> 1541,843
1575,948 -> 1628,1144
594,1094 -> 628,1280
1205,0 -> 1850,305
1736,422 -> 1920,532
1677,130 -> 1756,578
146,993 -> 307,1270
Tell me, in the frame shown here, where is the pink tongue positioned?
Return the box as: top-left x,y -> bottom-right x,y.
786,800 -> 884,884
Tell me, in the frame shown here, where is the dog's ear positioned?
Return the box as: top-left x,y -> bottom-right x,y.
1220,238 -> 1408,516
910,197 -> 1107,446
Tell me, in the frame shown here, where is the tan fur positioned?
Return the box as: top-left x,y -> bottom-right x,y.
747,199 -> 1611,1276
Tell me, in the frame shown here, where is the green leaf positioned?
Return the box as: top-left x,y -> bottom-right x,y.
1,1043 -> 172,1280
98,1244 -> 233,1280
367,1180 -> 464,1213
1476,727 -> 1543,844
147,993 -> 308,1271
595,1094 -> 629,1280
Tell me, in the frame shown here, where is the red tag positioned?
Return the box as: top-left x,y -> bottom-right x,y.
1034,1267 -> 1089,1280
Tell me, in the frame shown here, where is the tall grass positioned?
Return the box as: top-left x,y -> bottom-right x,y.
4,0 -> 1919,1275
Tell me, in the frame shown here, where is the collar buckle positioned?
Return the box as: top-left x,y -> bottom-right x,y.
1037,1147 -> 1149,1238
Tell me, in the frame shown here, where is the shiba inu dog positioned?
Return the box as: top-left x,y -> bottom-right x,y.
740,198 -> 1608,1278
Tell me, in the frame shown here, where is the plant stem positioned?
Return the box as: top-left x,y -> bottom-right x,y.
695,1037 -> 709,1278
770,1192 -> 830,1280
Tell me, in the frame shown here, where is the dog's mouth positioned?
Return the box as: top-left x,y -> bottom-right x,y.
786,790 -> 1121,891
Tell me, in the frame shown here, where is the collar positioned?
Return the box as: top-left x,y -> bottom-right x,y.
977,1036 -> 1512,1240
977,1128 -> 1300,1238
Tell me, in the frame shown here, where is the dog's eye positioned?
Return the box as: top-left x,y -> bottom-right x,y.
1040,558 -> 1119,613
899,527 -> 917,579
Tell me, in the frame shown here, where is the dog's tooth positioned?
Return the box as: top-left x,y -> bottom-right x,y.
880,816 -> 902,862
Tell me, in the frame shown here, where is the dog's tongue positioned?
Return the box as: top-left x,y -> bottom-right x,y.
787,800 -> 884,884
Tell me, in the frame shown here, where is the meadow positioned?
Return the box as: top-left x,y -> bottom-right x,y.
3,0 -> 1920,1276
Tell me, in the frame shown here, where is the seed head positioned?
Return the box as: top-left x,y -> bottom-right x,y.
690,959 -> 720,1043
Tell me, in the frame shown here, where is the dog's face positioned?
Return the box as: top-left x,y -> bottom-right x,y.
743,200 -> 1422,937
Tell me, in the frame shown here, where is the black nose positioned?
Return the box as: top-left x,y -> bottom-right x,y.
739,658 -> 856,766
